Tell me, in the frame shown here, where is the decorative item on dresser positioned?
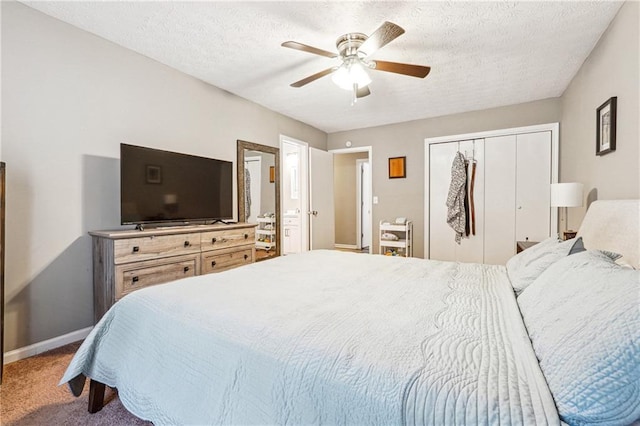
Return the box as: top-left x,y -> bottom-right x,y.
90,223 -> 256,322
237,139 -> 281,260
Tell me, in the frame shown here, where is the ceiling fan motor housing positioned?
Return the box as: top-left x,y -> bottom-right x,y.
336,33 -> 368,58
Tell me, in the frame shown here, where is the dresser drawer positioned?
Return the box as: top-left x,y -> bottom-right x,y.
201,228 -> 254,251
115,254 -> 199,299
114,233 -> 201,264
201,247 -> 254,274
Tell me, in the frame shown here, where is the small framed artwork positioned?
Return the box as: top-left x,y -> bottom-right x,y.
146,165 -> 162,184
596,96 -> 617,156
388,156 -> 406,179
269,166 -> 275,183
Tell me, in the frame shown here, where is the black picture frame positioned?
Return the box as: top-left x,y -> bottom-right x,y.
596,97 -> 617,156
388,156 -> 406,179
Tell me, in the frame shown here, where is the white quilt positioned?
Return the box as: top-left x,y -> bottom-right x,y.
61,250 -> 559,425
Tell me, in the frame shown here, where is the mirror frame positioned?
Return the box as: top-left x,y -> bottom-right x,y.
237,140 -> 281,258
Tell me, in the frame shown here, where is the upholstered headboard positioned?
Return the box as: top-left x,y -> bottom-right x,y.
576,199 -> 640,269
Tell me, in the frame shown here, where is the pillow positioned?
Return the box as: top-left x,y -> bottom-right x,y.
518,250 -> 640,425
616,259 -> 637,270
568,236 -> 585,255
506,236 -> 575,295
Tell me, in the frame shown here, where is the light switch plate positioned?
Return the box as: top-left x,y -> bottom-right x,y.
373,196 -> 379,204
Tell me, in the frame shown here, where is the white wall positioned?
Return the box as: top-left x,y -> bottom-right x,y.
1,2 -> 326,351
560,0 -> 639,229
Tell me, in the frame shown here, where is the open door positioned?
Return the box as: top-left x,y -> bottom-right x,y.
309,148 -> 334,250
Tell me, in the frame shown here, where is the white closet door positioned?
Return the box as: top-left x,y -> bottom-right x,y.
516,132 -> 551,242
484,136 -> 517,265
429,139 -> 484,263
429,142 -> 458,261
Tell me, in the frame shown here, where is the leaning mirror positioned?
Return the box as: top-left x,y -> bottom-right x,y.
237,140 -> 280,260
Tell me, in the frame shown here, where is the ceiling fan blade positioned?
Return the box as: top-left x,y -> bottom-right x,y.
371,60 -> 431,78
358,21 -> 405,56
356,86 -> 371,98
281,41 -> 338,58
290,67 -> 336,88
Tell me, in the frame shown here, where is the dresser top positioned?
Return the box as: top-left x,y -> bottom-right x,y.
89,222 -> 257,239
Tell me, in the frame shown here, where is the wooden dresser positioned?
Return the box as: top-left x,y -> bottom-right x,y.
90,223 -> 256,322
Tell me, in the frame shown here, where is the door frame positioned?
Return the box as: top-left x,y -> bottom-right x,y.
279,135 -> 309,251
355,159 -> 372,250
329,146 -> 373,254
423,122 -> 559,259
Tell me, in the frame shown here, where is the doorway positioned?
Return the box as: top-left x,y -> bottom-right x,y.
329,147 -> 373,254
280,135 -> 309,254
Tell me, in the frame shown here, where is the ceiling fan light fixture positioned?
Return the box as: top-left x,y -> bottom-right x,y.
331,58 -> 371,91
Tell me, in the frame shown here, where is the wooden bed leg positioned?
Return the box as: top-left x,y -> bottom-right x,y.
88,379 -> 106,413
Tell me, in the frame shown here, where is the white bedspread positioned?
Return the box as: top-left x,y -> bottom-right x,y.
61,250 -> 559,425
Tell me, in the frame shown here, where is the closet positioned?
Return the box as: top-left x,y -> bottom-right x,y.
425,124 -> 558,265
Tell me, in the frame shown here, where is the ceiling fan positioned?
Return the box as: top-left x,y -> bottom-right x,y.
282,21 -> 431,102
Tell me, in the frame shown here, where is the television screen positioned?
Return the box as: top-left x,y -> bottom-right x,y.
120,144 -> 233,225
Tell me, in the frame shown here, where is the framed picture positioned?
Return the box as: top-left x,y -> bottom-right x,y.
146,165 -> 162,184
388,156 -> 406,179
269,166 -> 275,183
596,96 -> 617,156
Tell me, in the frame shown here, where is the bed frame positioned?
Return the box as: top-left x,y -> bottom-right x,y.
84,199 -> 640,413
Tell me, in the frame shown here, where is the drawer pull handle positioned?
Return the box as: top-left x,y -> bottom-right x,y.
211,261 -> 216,267
244,234 -> 248,239
212,237 -> 217,244
183,266 -> 190,273
244,254 -> 248,260
132,246 -> 140,253
184,241 -> 190,247
132,276 -> 139,283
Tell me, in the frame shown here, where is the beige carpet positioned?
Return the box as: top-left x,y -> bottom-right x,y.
0,342 -> 149,425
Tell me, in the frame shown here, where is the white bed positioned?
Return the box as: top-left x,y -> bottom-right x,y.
61,200 -> 640,425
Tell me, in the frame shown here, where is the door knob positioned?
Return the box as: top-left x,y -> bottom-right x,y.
308,210 -> 318,216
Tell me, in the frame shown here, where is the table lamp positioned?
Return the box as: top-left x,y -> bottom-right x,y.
550,182 -> 584,240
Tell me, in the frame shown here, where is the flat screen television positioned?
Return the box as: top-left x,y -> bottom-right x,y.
120,144 -> 233,225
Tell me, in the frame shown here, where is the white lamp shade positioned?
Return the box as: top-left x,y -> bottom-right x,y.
550,183 -> 584,207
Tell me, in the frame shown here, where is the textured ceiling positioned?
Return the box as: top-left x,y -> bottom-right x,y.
22,1 -> 622,133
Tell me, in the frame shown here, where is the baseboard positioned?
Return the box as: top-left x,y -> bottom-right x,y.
334,244 -> 358,250
3,326 -> 93,365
